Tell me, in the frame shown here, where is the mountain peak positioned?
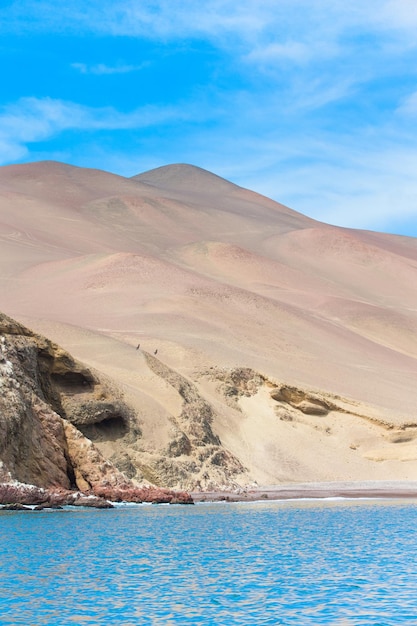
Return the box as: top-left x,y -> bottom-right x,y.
131,163 -> 241,194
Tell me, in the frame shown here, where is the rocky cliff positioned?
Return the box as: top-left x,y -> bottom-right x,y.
0,312 -> 192,504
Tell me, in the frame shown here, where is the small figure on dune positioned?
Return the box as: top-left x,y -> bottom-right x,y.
136,344 -> 140,350
154,349 -> 158,355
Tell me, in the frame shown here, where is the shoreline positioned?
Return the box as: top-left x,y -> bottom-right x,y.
2,481 -> 417,510
191,481 -> 417,503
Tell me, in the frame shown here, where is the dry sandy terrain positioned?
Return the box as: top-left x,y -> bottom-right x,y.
1,160 -> 417,489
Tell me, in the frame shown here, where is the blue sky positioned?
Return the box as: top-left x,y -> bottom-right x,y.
1,1 -> 417,236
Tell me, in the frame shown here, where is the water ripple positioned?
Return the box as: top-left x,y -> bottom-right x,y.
0,500 -> 417,624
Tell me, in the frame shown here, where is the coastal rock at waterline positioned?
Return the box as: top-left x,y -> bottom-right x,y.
0,481 -> 193,507
94,484 -> 193,504
70,495 -> 114,508
1,503 -> 31,511
0,481 -> 112,508
0,480 -> 51,505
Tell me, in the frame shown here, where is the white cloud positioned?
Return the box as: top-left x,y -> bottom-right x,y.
396,91 -> 417,116
4,2 -> 417,95
3,1 -> 413,45
71,62 -> 147,75
246,140 -> 417,234
377,0 -> 417,32
0,97 -> 188,165
2,0 -> 269,39
246,41 -> 310,64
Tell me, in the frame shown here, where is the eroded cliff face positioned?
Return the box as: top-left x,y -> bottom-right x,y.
0,312 -> 138,493
125,354 -> 246,491
195,366 -> 417,484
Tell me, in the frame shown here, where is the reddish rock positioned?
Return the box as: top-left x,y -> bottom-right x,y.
92,483 -> 194,504
0,482 -> 50,505
70,495 -> 114,508
0,480 -> 193,507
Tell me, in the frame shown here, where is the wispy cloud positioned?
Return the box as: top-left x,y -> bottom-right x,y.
71,62 -> 148,75
246,41 -> 310,64
233,136 -> 417,234
0,97 -> 189,165
1,1 -> 271,40
396,90 -> 417,116
3,1 -> 413,44
376,0 -> 417,32
4,2 -> 417,92
4,2 -> 414,36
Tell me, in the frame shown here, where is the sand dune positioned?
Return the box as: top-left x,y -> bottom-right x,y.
1,160 -> 417,488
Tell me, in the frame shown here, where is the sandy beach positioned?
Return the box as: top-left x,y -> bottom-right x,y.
191,481 -> 417,503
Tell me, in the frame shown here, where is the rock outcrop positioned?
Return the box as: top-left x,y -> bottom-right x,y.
0,480 -> 192,507
134,354 -> 246,490
0,312 -> 192,505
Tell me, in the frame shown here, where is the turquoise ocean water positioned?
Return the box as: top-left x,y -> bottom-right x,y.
1,499 -> 417,625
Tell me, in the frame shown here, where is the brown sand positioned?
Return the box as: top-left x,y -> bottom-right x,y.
192,481 -> 417,503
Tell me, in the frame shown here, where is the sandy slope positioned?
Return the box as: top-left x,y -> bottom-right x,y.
1,160 -> 417,488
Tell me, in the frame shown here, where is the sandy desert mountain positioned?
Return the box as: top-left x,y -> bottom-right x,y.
1,160 -> 417,490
